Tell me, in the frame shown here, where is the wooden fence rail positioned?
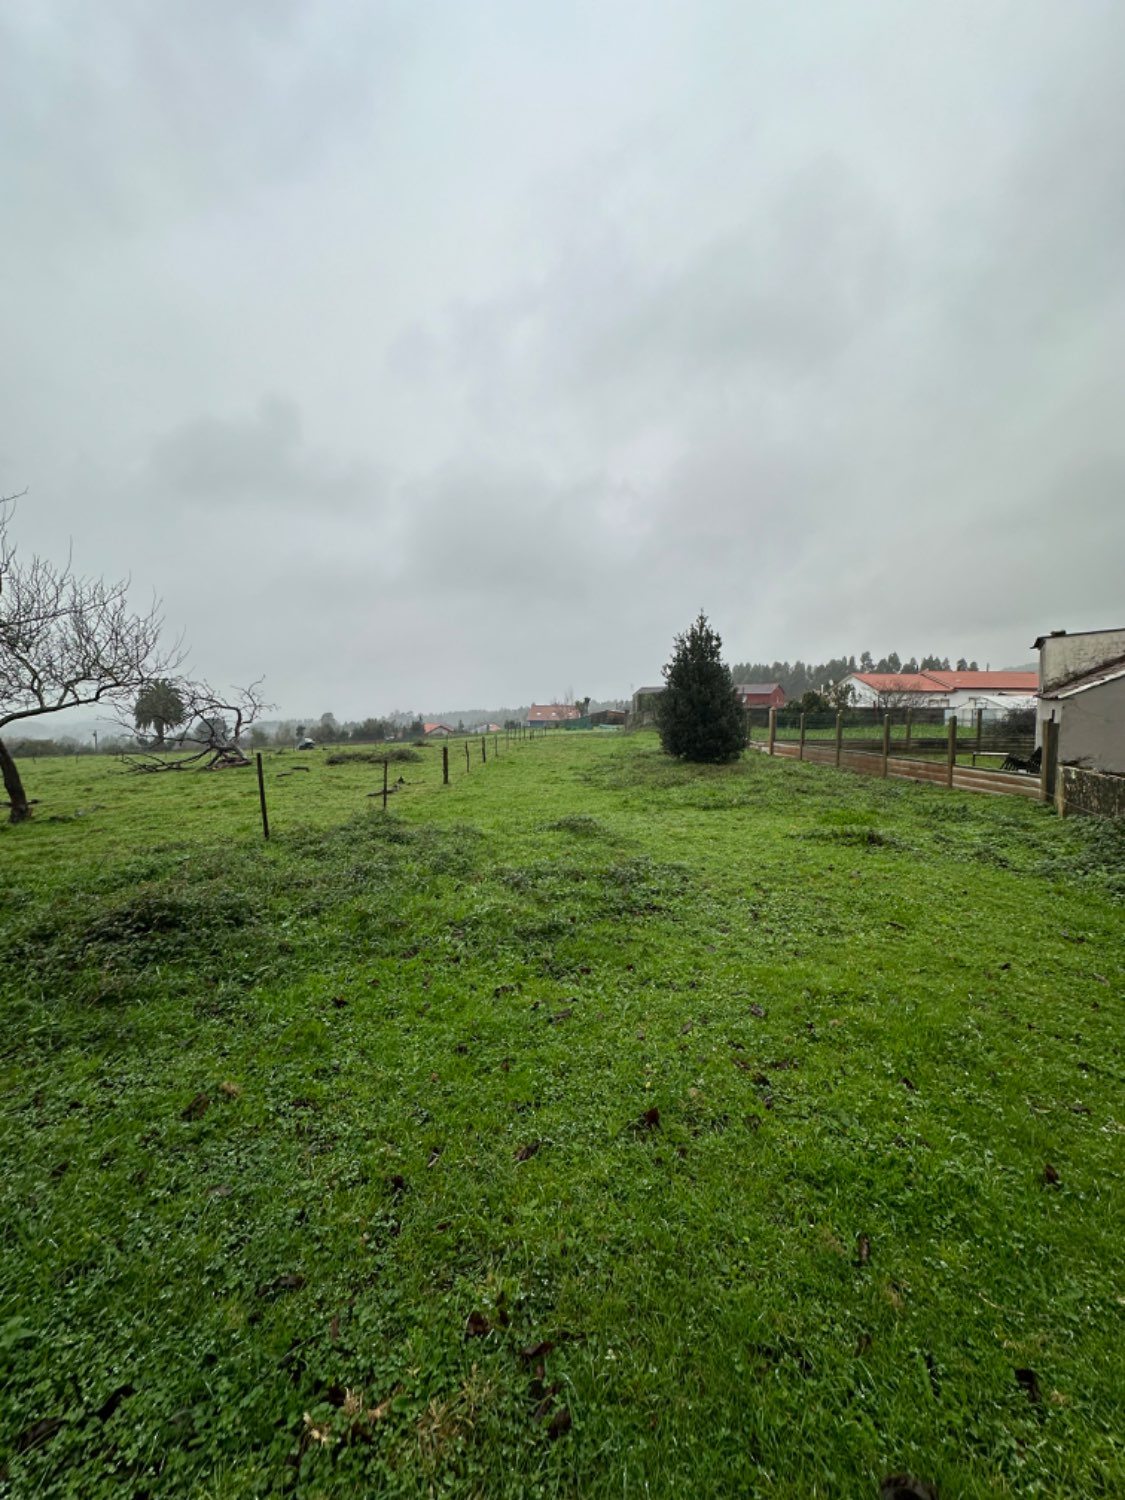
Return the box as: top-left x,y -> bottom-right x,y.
756,710 -> 1056,804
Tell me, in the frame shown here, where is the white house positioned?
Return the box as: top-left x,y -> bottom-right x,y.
1034,628 -> 1125,773
839,670 -> 1038,719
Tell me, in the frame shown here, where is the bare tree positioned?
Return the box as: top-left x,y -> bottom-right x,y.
0,493 -> 181,822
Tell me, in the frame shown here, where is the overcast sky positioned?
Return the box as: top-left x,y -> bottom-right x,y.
2,1 -> 1123,718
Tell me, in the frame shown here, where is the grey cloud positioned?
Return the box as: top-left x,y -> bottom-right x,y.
3,1 -> 1124,718
143,398 -> 383,514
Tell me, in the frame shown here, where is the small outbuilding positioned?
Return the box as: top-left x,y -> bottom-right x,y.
630,686 -> 664,725
734,682 -> 786,709
527,704 -> 582,727
1034,628 -> 1125,774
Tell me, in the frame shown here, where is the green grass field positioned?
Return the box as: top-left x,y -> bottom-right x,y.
2,734 -> 1123,1498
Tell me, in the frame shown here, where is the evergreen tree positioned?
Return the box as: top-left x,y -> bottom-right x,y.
657,612 -> 746,763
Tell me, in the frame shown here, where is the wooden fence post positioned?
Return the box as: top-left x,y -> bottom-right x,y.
1040,717 -> 1058,804
882,714 -> 891,777
768,709 -> 776,756
798,713 -> 806,760
465,741 -> 470,773
905,708 -> 913,753
947,714 -> 957,788
256,752 -> 270,840
443,744 -> 449,785
835,712 -> 843,767
481,735 -> 486,763
382,758 -> 389,809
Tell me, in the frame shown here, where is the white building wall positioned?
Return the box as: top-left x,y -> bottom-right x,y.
1039,629 -> 1125,694
1054,677 -> 1125,773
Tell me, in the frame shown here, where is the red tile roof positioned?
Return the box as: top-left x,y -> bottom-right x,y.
851,673 -> 948,693
851,671 -> 1037,693
928,671 -> 1038,691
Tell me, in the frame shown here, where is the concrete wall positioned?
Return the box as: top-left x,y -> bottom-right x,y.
1039,629 -> 1125,693
1056,675 -> 1125,774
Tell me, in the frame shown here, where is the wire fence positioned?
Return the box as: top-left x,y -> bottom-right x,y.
254,724 -> 549,837
750,709 -> 1051,804
746,707 -> 1035,763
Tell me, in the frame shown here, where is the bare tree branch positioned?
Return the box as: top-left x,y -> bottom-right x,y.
0,499 -> 183,733
0,494 -> 264,819
116,679 -> 271,772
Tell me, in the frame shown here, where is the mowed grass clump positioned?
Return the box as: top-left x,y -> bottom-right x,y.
0,733 -> 1123,1497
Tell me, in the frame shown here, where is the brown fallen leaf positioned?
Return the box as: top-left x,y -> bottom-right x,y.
181,1093 -> 210,1121
547,1406 -> 572,1439
256,1273 -> 306,1298
219,1081 -> 242,1098
331,995 -> 348,1009
14,1417 -> 66,1453
330,1315 -> 341,1344
857,1234 -> 871,1266
530,1379 -> 561,1416
1043,1163 -> 1060,1186
1015,1367 -> 1043,1405
880,1477 -> 938,1500
901,1077 -> 917,1092
519,1340 -> 554,1363
465,1310 -> 491,1338
638,1107 -> 660,1130
748,1004 -> 766,1018
388,1174 -> 408,1197
514,1141 -> 542,1163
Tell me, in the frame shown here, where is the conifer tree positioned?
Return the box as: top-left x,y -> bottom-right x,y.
657,611 -> 747,763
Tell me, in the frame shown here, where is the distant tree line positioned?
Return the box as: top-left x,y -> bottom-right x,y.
728,652 -> 981,701
261,712 -> 423,747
